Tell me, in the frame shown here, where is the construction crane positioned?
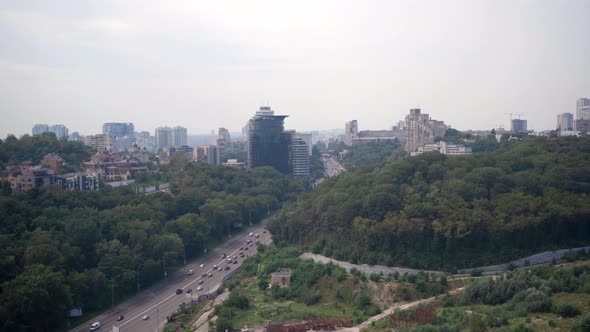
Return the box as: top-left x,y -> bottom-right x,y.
504,112 -> 526,121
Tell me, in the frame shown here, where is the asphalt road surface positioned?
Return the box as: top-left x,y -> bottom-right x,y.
72,225 -> 271,332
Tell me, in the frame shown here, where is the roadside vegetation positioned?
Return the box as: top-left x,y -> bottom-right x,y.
0,162 -> 304,331
365,258 -> 590,332
211,247 -> 449,332
270,136 -> 590,271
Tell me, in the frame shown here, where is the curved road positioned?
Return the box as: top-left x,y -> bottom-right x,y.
72,225 -> 271,332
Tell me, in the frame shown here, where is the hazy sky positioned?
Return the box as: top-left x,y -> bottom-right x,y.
1,0 -> 589,138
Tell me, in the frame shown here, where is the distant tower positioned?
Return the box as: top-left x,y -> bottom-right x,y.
155,127 -> 173,150
577,98 -> 590,120
246,106 -> 291,174
557,113 -> 574,131
511,119 -> 528,133
344,120 -> 358,145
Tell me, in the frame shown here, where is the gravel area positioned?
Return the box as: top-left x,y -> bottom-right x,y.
300,253 -> 444,275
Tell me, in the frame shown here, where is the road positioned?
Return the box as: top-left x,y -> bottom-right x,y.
72,225 -> 272,332
322,155 -> 345,178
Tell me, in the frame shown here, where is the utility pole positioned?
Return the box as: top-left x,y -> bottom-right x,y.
163,255 -> 167,278
203,238 -> 207,254
249,210 -> 252,226
156,305 -> 160,332
228,221 -> 232,239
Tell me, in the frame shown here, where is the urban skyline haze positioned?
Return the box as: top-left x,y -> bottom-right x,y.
1,0 -> 589,138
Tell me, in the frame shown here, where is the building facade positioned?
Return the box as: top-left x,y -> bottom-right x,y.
32,124 -> 50,136
404,108 -> 446,152
155,127 -> 173,150
411,141 -> 472,156
344,120 -> 359,146
246,107 -> 291,174
557,113 -> 574,131
172,126 -> 188,146
577,98 -> 590,121
85,134 -> 114,151
511,119 -> 528,132
291,134 -> 310,177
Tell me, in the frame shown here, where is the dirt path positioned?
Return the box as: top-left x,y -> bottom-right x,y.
357,287 -> 465,329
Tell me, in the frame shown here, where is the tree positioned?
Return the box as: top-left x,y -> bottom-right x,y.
0,264 -> 72,331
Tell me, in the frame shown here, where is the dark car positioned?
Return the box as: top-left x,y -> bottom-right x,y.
233,260 -> 238,264
175,289 -> 183,295
116,315 -> 124,321
198,280 -> 204,284
225,266 -> 230,271
186,288 -> 192,293
202,273 -> 207,277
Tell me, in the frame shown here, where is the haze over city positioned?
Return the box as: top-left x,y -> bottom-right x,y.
1,0 -> 590,137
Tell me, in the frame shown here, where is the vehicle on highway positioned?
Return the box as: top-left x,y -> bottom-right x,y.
233,260 -> 237,264
244,246 -> 249,250
142,315 -> 150,320
116,315 -> 124,321
202,273 -> 207,277
187,269 -> 194,275
90,322 -> 101,331
249,232 -> 253,236
225,266 -> 230,271
239,253 -> 244,258
198,280 -> 204,284
197,286 -> 204,291
226,258 -> 232,262
213,265 -> 218,270
222,254 -> 227,258
263,230 -> 267,233
246,239 -> 252,244
208,273 -> 213,277
200,264 -> 205,268
175,289 -> 183,294
186,288 -> 192,293
254,233 -> 259,238
239,247 -> 243,251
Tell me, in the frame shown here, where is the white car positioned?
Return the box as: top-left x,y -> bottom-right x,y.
248,232 -> 253,237
90,322 -> 101,331
187,269 -> 194,275
200,264 -> 205,268
142,315 -> 150,320
197,286 -> 204,291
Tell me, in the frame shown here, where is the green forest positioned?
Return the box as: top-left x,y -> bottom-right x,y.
269,136 -> 590,271
0,161 -> 304,331
0,133 -> 93,172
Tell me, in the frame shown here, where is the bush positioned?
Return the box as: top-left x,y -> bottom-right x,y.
369,273 -> 381,282
304,291 -> 321,305
552,302 -> 581,317
442,294 -> 455,307
470,269 -> 483,277
225,291 -> 250,310
579,314 -> 590,332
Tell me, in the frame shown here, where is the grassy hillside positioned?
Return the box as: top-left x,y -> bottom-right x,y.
269,136 -> 590,271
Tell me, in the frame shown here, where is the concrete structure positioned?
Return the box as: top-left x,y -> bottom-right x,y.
270,271 -> 292,288
216,127 -> 231,159
410,141 -> 472,156
291,133 -> 310,177
206,145 -> 219,165
194,146 -> 207,162
221,159 -> 246,171
172,126 -> 188,146
557,113 -> 574,131
55,173 -> 100,191
85,134 -> 114,151
246,107 -> 291,174
577,98 -> 590,121
50,125 -> 69,140
69,132 -> 85,142
136,131 -> 156,152
574,119 -> 590,133
32,124 -> 50,136
344,120 -> 358,145
103,122 -> 135,137
41,153 -> 66,172
155,127 -> 173,150
511,119 -> 528,133
404,108 -> 446,152
168,145 -> 194,158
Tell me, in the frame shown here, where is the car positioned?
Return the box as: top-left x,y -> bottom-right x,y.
233,255 -> 237,259
246,239 -> 252,244
116,315 -> 124,321
222,254 -> 227,258
248,232 -> 253,237
255,240 -> 260,244
244,247 -> 249,251
90,322 -> 101,331
213,265 -> 218,270
142,315 -> 150,320
263,230 -> 267,233
186,288 -> 192,293
187,269 -> 194,275
200,264 -> 205,268
225,266 -> 231,271
202,273 -> 207,277
175,289 -> 183,294
197,286 -> 204,291
233,260 -> 238,264
239,247 -> 243,251
198,280 -> 204,284
254,233 -> 259,238
239,253 -> 244,258
226,258 -> 232,262
208,273 -> 213,277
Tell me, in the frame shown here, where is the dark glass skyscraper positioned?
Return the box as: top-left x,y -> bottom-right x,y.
247,109 -> 291,174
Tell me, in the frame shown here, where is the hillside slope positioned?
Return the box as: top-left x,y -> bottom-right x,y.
270,137 -> 590,271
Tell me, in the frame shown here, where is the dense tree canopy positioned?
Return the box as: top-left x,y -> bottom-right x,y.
270,136 -> 590,270
0,162 -> 304,331
0,133 -> 93,171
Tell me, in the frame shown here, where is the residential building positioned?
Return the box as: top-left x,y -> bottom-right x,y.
172,126 -> 188,146
404,108 -> 447,152
246,107 -> 291,174
50,125 -> 69,140
216,127 -> 231,158
206,145 -> 219,165
574,119 -> 590,133
577,98 -> 590,121
85,134 -> 114,151
69,132 -> 85,142
168,145 -> 194,159
155,127 -> 173,150
136,131 -> 156,152
55,173 -> 100,191
102,122 -> 135,138
511,119 -> 528,133
344,120 -> 358,145
296,133 -> 313,156
6,166 -> 55,192
291,133 -> 310,177
41,153 -> 66,173
411,141 -> 472,156
32,124 -> 50,136
222,159 -> 246,171
194,146 -> 207,162
556,113 -> 574,131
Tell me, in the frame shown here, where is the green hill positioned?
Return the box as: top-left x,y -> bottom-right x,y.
269,136 -> 590,271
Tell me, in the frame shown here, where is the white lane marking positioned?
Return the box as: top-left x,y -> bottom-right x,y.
117,230 -> 269,330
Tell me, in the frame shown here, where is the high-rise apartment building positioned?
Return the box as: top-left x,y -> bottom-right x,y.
577,98 -> 590,121
102,123 -> 135,138
32,124 -> 50,136
404,108 -> 447,152
296,133 -> 313,156
557,113 -> 574,131
172,126 -> 188,146
246,107 -> 291,174
344,120 -> 358,146
155,127 -> 173,150
85,134 -> 113,151
216,127 -> 231,159
291,133 -> 310,177
511,119 -> 528,132
206,145 -> 219,165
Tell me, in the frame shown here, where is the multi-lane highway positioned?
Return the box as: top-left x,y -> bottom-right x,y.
72,225 -> 272,332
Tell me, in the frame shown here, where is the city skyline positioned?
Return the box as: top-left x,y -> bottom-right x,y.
1,1 -> 589,138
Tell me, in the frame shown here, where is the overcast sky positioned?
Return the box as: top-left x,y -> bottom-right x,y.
1,0 -> 589,138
